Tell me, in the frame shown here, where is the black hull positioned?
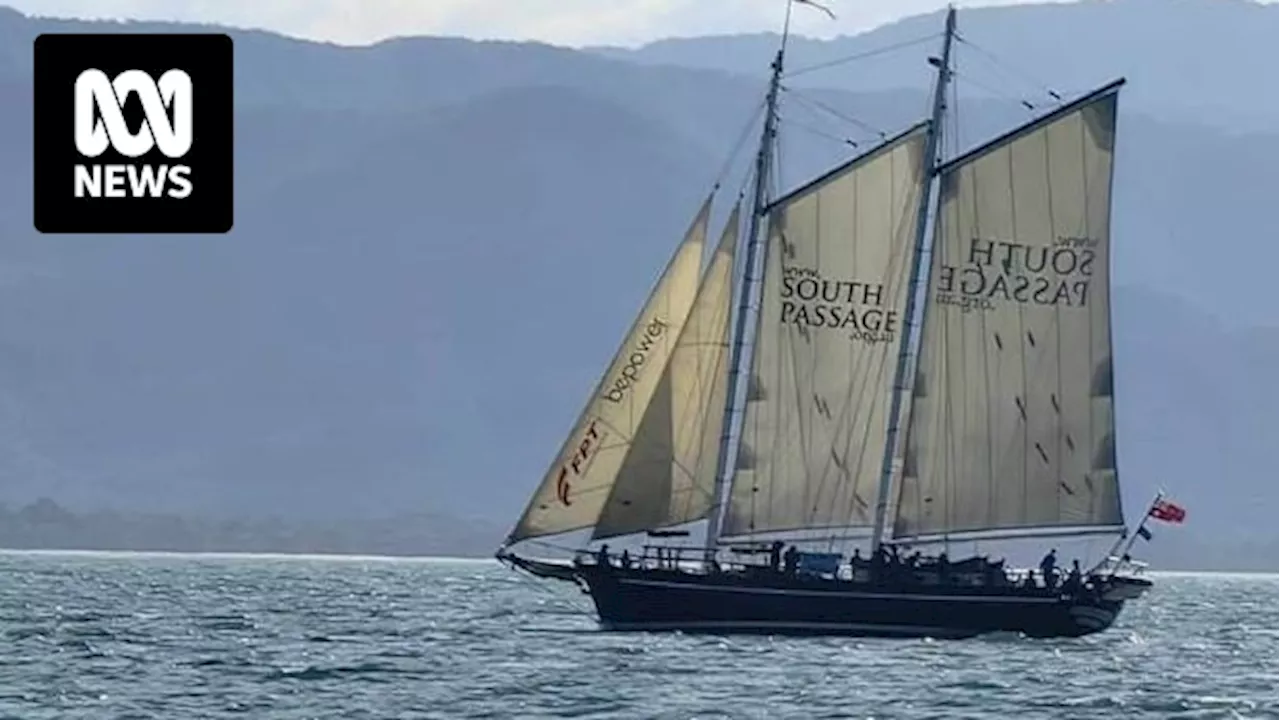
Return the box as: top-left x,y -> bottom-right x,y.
577,566 -> 1147,639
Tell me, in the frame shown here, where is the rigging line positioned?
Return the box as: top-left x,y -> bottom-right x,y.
523,538 -> 585,554
668,219 -> 745,522
782,86 -> 888,140
898,107 -> 952,546
798,193 -> 823,530
744,139 -> 788,537
786,120 -> 862,150
954,34 -> 1063,104
721,151 -> 771,537
750,141 -> 787,536
1005,126 -> 1032,529
904,82 -> 963,543
780,93 -> 863,146
815,163 -> 886,538
857,182 -> 924,531
772,108 -> 787,197
733,157 -> 755,200
713,97 -> 769,190
759,119 -> 826,537
974,187 -> 998,535
785,33 -> 942,78
942,262 -> 959,539
831,162 -> 922,550
712,60 -> 782,547
947,74 -> 962,165
951,68 -> 1042,112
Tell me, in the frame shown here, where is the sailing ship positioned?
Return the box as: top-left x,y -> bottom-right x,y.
496,4 -> 1181,639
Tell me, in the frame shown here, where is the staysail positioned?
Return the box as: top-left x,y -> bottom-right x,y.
720,125 -> 932,538
893,82 -> 1126,541
506,196 -> 712,543
592,203 -> 741,539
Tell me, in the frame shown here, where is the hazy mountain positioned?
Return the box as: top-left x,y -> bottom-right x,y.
0,2 -> 1273,566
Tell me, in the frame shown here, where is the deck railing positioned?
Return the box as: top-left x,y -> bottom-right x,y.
574,545 -> 1110,591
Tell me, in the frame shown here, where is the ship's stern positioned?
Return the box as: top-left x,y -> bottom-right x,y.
1062,575 -> 1151,636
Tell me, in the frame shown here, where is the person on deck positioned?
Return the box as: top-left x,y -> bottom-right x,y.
783,545 -> 800,575
984,558 -> 1007,586
1039,548 -> 1058,588
876,545 -> 897,582
620,549 -> 632,569
597,544 -> 611,568
769,540 -> 784,572
1065,559 -> 1082,591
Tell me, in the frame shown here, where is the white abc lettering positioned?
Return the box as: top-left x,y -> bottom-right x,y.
74,68 -> 193,159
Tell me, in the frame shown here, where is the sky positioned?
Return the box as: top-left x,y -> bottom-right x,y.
3,0 -> 1084,47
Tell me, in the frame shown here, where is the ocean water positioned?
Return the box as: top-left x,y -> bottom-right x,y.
0,552 -> 1274,719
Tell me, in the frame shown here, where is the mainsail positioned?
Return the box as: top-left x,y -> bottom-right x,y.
894,82 -> 1126,541
592,204 -> 741,539
506,196 -> 712,543
721,125 -> 932,538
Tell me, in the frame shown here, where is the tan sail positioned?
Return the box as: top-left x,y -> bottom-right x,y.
592,203 -> 741,539
721,125 -> 931,538
894,83 -> 1126,540
506,196 -> 712,543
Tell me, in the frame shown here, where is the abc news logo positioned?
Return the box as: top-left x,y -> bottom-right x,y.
73,68 -> 194,200
33,33 -> 234,234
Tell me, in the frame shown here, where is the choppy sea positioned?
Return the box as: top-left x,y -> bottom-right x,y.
0,551 -> 1274,719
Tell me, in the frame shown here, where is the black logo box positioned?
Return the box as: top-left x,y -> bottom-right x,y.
32,33 -> 234,234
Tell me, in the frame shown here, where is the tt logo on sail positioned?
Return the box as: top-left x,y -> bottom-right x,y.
73,68 -> 194,199
555,420 -> 602,506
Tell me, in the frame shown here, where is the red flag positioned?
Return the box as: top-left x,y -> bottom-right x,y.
1149,499 -> 1186,523
793,0 -> 837,20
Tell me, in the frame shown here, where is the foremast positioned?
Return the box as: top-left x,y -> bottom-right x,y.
868,6 -> 956,559
702,4 -> 792,559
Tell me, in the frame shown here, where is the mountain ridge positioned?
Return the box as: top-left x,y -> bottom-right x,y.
588,0 -> 1279,133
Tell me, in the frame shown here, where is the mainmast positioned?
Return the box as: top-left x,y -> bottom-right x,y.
703,4 -> 792,557
869,6 -> 956,558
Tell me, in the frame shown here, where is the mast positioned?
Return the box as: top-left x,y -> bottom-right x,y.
869,6 -> 956,558
703,5 -> 791,558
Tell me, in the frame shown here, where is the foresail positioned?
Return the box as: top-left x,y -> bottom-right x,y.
506,196 -> 712,543
592,204 -> 741,539
894,82 -> 1126,541
721,125 -> 931,538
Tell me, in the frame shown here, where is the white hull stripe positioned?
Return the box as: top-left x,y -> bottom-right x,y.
614,577 -> 1063,604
